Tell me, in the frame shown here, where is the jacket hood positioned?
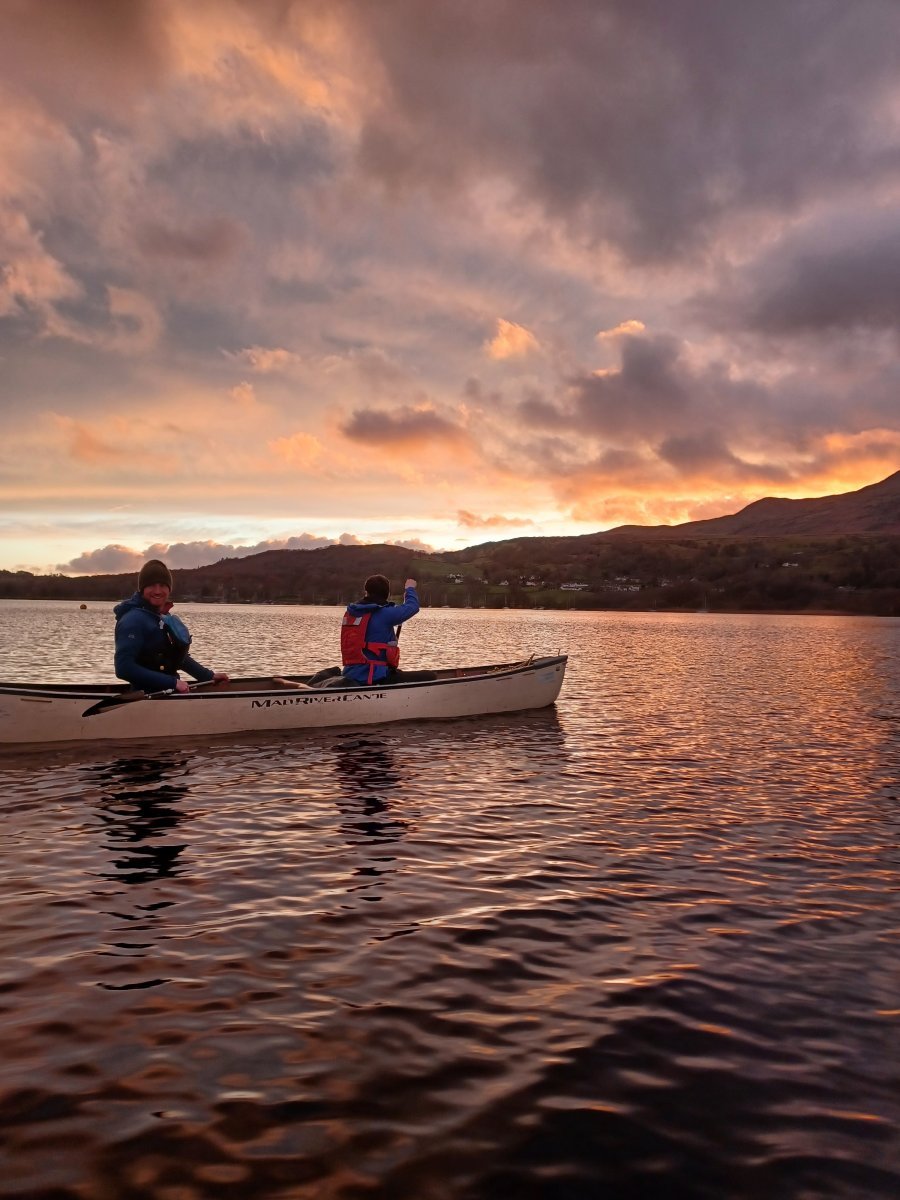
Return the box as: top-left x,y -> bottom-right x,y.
346,599 -> 386,616
114,592 -> 155,620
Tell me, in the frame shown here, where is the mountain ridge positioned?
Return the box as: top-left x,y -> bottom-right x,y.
602,468 -> 900,539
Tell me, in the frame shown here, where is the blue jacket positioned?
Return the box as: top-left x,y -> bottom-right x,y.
114,593 -> 213,692
341,586 -> 420,683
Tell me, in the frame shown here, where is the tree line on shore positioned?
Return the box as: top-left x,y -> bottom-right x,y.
2,535 -> 899,616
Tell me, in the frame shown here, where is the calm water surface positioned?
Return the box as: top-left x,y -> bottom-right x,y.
1,600 -> 898,1199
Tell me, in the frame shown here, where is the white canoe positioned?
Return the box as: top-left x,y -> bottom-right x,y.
0,656 -> 567,748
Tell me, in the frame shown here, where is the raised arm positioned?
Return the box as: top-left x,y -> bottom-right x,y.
389,578 -> 420,625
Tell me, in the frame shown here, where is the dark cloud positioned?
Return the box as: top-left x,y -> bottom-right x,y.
657,430 -> 789,483
347,0 -> 900,261
462,378 -> 503,406
0,0 -> 171,117
268,278 -> 336,306
340,405 -> 467,447
571,334 -> 689,439
502,329 -> 811,488
731,210 -> 900,335
518,394 -> 563,431
136,218 -> 245,263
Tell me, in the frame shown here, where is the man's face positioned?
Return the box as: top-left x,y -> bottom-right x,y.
142,583 -> 171,610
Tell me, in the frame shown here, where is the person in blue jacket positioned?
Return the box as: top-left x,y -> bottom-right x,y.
114,559 -> 229,694
341,574 -> 432,685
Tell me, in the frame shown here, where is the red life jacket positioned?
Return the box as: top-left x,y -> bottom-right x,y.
341,609 -> 400,683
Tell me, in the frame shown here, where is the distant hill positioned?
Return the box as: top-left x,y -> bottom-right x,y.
606,469 -> 900,539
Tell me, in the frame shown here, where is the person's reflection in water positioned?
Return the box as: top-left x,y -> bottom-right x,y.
333,735 -> 411,902
333,735 -> 410,842
87,754 -> 191,886
82,754 -> 195,990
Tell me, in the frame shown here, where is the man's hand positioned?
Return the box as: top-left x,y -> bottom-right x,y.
212,671 -> 230,684
175,679 -> 190,693
405,578 -> 417,589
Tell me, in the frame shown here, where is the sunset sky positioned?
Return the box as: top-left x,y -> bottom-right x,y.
3,1 -> 900,575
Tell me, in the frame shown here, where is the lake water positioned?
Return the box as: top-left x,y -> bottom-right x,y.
1,599 -> 899,1199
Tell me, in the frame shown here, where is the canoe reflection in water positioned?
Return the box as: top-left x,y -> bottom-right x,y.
87,753 -> 192,886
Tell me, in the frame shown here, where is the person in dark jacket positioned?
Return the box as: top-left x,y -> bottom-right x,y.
114,559 -> 229,693
340,574 -> 433,685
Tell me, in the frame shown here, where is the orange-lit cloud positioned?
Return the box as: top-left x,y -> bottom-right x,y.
233,346 -> 304,373
457,510 -> 535,529
597,319 -> 646,341
1,207 -> 81,317
50,416 -> 120,463
269,431 -> 325,468
229,381 -> 259,410
485,318 -> 540,360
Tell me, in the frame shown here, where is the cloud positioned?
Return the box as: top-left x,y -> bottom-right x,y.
58,531 -> 368,575
597,319 -> 646,342
719,207 -> 900,337
349,1 -> 900,262
386,536 -> 435,552
457,510 -> 534,529
656,430 -> 789,483
61,543 -> 146,576
232,345 -> 304,372
485,318 -> 540,360
136,217 -> 244,263
230,381 -> 258,409
571,332 -> 690,440
50,416 -> 120,463
1,206 -> 82,319
269,431 -> 324,468
102,287 -> 163,353
340,404 -> 469,449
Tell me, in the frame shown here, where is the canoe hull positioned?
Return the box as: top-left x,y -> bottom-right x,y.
0,657 -> 567,747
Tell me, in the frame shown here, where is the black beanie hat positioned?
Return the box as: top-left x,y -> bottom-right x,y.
364,574 -> 390,602
138,559 -> 173,592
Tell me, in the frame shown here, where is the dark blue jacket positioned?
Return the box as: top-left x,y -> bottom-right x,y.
341,586 -> 420,684
114,593 -> 213,692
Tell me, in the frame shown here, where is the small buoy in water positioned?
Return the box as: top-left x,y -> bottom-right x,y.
79,603 -> 87,610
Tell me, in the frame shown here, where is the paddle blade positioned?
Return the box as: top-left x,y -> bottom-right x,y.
82,687 -> 174,717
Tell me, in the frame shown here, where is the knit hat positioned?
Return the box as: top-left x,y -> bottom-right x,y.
364,574 -> 390,602
138,559 -> 173,593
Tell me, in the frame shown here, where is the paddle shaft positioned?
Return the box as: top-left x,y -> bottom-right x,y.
83,678 -> 213,717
